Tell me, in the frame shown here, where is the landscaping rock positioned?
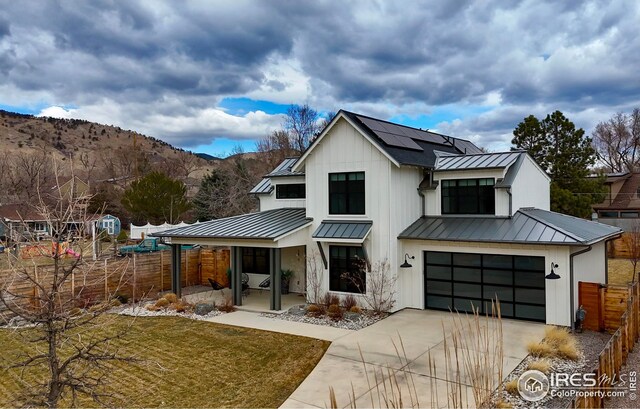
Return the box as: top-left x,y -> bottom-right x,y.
343,311 -> 361,322
287,304 -> 307,317
194,303 -> 215,316
262,307 -> 386,330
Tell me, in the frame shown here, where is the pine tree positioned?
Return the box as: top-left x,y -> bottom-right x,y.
512,111 -> 606,218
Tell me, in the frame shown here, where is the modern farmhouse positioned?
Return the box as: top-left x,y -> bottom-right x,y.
156,110 -> 622,327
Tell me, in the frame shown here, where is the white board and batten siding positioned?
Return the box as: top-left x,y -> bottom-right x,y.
399,239 -> 574,326
258,175 -> 306,211
302,117 -> 423,303
570,241 -> 607,313
511,155 -> 551,212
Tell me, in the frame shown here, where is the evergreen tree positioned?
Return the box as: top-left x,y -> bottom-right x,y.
122,171 -> 190,224
512,111 -> 606,218
192,169 -> 230,221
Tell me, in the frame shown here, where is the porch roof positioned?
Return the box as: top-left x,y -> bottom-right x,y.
399,208 -> 622,246
152,208 -> 312,241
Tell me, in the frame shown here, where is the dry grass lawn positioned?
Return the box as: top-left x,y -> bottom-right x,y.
0,315 -> 329,408
608,258 -> 637,285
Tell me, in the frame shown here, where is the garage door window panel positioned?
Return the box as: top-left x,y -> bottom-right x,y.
424,251 -> 546,322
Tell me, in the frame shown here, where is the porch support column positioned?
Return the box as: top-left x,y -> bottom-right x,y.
232,247 -> 243,306
270,248 -> 282,311
170,244 -> 182,298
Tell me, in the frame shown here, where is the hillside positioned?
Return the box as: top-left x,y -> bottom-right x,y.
0,110 -> 216,182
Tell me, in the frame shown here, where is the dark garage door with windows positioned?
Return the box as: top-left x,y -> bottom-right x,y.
424,251 -> 546,322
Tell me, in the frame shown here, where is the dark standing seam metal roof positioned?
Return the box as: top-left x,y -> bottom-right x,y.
152,208 -> 312,240
398,208 -> 621,245
312,220 -> 373,240
338,110 -> 483,168
435,151 -> 523,171
249,157 -> 303,195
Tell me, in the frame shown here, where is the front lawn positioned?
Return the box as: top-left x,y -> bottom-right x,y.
0,315 -> 329,408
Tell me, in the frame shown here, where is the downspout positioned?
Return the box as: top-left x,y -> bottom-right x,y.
418,189 -> 426,216
603,235 -> 622,285
507,188 -> 513,216
569,245 -> 592,330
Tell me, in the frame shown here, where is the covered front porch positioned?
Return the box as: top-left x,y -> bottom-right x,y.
153,208 -> 312,311
182,285 -> 305,313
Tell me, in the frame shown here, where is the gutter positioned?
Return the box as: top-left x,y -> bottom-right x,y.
569,245 -> 592,330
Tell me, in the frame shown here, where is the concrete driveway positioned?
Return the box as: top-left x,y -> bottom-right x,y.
282,309 -> 545,409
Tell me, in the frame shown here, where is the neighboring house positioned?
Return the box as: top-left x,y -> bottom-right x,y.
0,204 -> 50,242
156,110 -> 621,327
591,172 -> 640,231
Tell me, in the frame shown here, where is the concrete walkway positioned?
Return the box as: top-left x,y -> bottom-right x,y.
281,309 -> 546,409
203,310 -> 352,341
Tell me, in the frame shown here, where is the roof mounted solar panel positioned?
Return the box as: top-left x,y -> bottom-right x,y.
375,131 -> 423,151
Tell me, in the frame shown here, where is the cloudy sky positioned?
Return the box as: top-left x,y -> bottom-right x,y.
1,1 -> 639,156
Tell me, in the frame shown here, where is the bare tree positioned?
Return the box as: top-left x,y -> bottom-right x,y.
345,258 -> 397,315
284,104 -> 320,152
0,160 -> 134,408
306,249 -> 325,305
256,129 -> 298,168
592,108 -> 640,172
626,221 -> 640,283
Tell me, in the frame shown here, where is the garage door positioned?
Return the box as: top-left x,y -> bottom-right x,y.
424,251 -> 546,322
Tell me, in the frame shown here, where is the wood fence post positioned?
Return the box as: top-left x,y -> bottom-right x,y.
185,250 -> 189,287
133,253 -> 137,302
104,259 -> 108,299
160,251 -> 164,290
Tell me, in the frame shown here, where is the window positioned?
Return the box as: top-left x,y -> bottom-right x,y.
441,178 -> 495,215
33,222 -> 47,232
621,211 -> 639,218
329,246 -> 365,293
598,211 -> 619,218
242,248 -> 270,275
329,172 -> 365,214
276,183 -> 306,199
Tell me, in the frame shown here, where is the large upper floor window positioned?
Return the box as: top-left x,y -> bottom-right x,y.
329,172 -> 365,214
442,178 -> 495,215
276,184 -> 306,199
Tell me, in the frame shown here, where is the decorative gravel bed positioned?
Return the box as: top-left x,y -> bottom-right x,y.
261,304 -> 386,330
490,329 -> 612,409
115,302 -> 225,321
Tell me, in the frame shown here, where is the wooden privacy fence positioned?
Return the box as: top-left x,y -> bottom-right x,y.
571,281 -> 639,409
578,281 -> 635,333
608,233 -> 636,258
0,247 -> 230,323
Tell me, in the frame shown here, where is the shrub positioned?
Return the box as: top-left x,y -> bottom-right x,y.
327,304 -> 343,321
155,298 -> 170,308
504,378 -> 519,395
349,305 -> 362,314
527,341 -> 554,358
163,293 -> 178,304
306,303 -> 325,317
322,293 -> 340,307
217,294 -> 236,313
114,293 -> 129,304
174,301 -> 193,313
558,342 -> 580,361
116,230 -> 128,243
544,326 -> 572,347
527,359 -> 552,374
342,294 -> 357,311
109,299 -> 122,308
146,304 -> 159,311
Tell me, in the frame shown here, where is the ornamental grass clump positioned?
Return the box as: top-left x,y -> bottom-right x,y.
527,326 -> 581,361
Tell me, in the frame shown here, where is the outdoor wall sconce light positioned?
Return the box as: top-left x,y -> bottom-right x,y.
545,262 -> 561,280
400,253 -> 415,268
